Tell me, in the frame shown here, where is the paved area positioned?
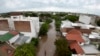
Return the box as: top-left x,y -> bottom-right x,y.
37,20 -> 57,56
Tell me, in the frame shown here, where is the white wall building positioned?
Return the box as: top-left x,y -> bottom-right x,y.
0,15 -> 40,43
10,15 -> 40,38
79,15 -> 91,24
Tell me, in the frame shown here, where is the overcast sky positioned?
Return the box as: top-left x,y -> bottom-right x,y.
0,0 -> 100,15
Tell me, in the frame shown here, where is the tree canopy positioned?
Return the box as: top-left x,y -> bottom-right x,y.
23,12 -> 38,17
96,20 -> 100,26
64,15 -> 79,22
55,38 -> 72,56
14,43 -> 36,56
38,22 -> 49,36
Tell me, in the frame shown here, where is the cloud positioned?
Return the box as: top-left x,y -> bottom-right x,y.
5,0 -> 25,9
84,4 -> 100,10
0,0 -> 100,15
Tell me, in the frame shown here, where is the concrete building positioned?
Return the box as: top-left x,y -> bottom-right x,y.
0,12 -> 40,44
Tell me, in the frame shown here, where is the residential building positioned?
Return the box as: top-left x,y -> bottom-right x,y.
61,20 -> 100,56
0,12 -> 40,44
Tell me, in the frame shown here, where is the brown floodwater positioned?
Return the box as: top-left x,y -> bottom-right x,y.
37,20 -> 57,56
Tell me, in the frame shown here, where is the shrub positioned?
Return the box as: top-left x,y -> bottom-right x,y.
23,12 -> 38,17
55,21 -> 61,31
31,38 -> 39,47
98,44 -> 100,51
46,18 -> 52,24
64,15 -> 79,22
14,43 -> 36,56
55,38 -> 72,56
96,20 -> 100,26
38,22 -> 49,36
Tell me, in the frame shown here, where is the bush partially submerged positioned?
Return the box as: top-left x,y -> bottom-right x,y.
31,38 -> 39,47
38,22 -> 49,36
96,20 -> 100,26
55,38 -> 72,56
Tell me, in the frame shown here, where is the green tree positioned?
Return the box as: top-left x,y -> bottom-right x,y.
38,22 -> 49,36
96,20 -> 100,26
23,12 -> 38,17
14,43 -> 36,56
98,44 -> 100,51
0,13 -> 10,18
55,21 -> 61,31
64,15 -> 79,22
51,15 -> 61,31
45,18 -> 52,24
55,38 -> 72,56
31,38 -> 39,47
56,13 -> 67,17
39,13 -> 52,17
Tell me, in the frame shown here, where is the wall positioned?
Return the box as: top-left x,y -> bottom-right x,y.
79,15 -> 91,24
10,15 -> 40,38
0,31 -> 8,35
9,34 -> 19,44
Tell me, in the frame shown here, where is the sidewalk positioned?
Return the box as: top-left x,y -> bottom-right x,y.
37,20 -> 56,56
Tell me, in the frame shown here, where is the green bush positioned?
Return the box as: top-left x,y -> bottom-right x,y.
51,15 -> 62,31
0,13 -> 10,18
55,21 -> 61,31
55,38 -> 72,56
23,12 -> 38,17
46,19 -> 52,24
98,44 -> 100,51
38,22 -> 49,36
96,20 -> 100,26
56,13 -> 67,17
39,13 -> 52,17
14,43 -> 36,56
64,15 -> 79,22
31,38 -> 39,47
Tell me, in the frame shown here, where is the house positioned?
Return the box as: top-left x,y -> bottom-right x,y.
61,20 -> 100,56
66,29 -> 84,55
65,29 -> 99,56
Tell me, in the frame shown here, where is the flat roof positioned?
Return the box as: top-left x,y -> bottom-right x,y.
0,31 -> 19,42
14,36 -> 29,45
89,32 -> 100,39
81,45 -> 99,54
0,33 -> 14,42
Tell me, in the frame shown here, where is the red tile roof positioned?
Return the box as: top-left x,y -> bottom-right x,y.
70,41 -> 84,54
66,29 -> 84,42
0,43 -> 14,56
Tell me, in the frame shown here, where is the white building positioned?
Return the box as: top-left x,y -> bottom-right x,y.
0,14 -> 40,44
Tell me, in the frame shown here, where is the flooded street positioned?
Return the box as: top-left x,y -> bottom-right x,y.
37,20 -> 57,56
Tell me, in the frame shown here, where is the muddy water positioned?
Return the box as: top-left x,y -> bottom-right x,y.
37,20 -> 57,56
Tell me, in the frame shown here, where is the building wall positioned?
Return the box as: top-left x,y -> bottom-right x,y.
0,31 -> 8,35
10,15 -> 40,38
90,16 -> 96,25
0,15 -> 40,38
14,21 -> 31,32
0,20 -> 9,31
9,34 -> 19,44
79,15 -> 91,24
